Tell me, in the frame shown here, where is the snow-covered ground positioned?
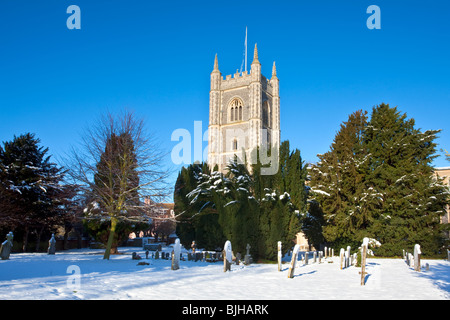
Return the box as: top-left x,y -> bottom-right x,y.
0,246 -> 448,300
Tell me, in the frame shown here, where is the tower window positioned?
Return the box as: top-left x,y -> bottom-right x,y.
232,139 -> 238,151
229,98 -> 243,122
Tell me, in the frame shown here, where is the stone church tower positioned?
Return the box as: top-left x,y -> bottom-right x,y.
208,44 -> 280,172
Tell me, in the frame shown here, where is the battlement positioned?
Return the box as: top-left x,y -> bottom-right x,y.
221,70 -> 251,89
220,70 -> 273,92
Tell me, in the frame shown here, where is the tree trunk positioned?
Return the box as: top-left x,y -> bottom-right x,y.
63,227 -> 70,250
35,226 -> 44,252
22,227 -> 29,252
103,217 -> 118,260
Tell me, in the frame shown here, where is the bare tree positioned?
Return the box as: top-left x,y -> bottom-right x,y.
67,110 -> 172,259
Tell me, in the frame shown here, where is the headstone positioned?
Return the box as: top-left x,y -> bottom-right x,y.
331,248 -> 334,258
132,252 -> 142,260
47,234 -> 56,255
277,241 -> 282,271
360,241 -> 368,286
235,252 -> 241,265
191,240 -> 197,253
304,251 -> 309,265
340,248 -> 345,269
313,251 -> 317,263
244,243 -> 252,265
145,250 -> 149,259
408,252 -> 414,268
287,244 -> 301,278
346,246 -> 351,268
324,246 -> 328,259
155,250 -> 160,259
414,244 -> 421,272
0,232 -> 13,260
223,240 -> 232,272
171,238 -> 181,270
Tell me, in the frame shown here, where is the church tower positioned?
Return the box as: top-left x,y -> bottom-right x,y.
207,44 -> 280,172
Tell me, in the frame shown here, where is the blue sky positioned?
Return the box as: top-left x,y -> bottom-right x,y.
1,0 -> 450,193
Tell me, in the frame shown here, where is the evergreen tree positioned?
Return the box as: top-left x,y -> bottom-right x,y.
174,162 -> 225,250
0,133 -> 70,251
363,103 -> 447,256
309,104 -> 448,256
177,141 -> 308,261
308,110 -> 371,249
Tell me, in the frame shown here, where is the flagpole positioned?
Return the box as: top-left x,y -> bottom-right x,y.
245,26 -> 248,72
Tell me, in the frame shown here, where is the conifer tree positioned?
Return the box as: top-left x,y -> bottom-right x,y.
363,103 -> 447,255
0,133 -> 72,251
308,110 -> 371,249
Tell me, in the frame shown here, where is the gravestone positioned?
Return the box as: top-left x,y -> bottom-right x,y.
47,234 -> 56,255
235,252 -> 241,265
313,251 -> 317,263
0,232 -> 13,260
171,238 -> 181,270
346,246 -> 351,268
132,252 -> 142,260
340,248 -> 345,269
414,244 -> 421,272
304,251 -> 309,265
277,241 -> 282,271
244,243 -> 252,265
223,240 -> 232,272
360,238 -> 369,285
287,244 -> 301,278
324,246 -> 327,259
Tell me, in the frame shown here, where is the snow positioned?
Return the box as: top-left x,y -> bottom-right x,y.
0,246 -> 448,300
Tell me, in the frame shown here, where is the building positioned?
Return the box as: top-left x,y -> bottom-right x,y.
207,44 -> 280,172
435,167 -> 450,226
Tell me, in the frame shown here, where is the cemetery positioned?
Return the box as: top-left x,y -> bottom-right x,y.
1,2 -> 450,304
0,233 -> 448,300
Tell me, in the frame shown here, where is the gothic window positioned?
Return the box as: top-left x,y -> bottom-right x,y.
232,138 -> 238,151
229,98 -> 243,122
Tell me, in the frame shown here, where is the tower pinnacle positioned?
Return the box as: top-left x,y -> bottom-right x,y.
213,53 -> 219,72
272,61 -> 277,78
252,43 -> 260,65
